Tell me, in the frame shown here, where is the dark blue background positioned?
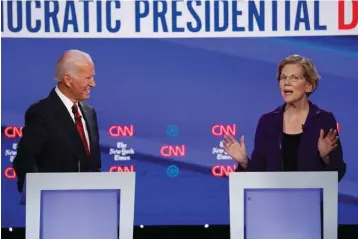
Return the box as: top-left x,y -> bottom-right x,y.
1,36 -> 358,226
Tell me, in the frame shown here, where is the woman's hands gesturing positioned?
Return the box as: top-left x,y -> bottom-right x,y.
222,134 -> 248,165
318,128 -> 339,159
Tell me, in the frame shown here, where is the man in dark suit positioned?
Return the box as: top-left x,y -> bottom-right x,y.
13,49 -> 101,193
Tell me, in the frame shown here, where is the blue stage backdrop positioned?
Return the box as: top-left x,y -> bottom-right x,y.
1,36 -> 358,227
1,0 -> 358,227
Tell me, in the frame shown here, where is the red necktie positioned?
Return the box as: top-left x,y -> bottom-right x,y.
72,103 -> 90,156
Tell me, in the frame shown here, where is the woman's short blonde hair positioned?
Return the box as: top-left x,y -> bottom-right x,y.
277,54 -> 320,95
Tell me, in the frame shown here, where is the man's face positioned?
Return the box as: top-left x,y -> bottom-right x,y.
66,60 -> 96,101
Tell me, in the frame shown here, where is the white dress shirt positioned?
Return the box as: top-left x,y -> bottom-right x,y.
55,87 -> 90,151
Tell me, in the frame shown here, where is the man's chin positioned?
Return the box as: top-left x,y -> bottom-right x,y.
80,94 -> 90,101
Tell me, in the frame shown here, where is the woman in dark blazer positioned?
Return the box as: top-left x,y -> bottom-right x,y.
223,54 -> 346,181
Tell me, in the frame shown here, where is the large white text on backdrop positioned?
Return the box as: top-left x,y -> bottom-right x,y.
1,0 -> 357,38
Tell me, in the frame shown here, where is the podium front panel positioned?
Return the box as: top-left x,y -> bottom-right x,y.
40,189 -> 120,239
245,188 -> 322,239
229,172 -> 338,239
26,172 -> 135,239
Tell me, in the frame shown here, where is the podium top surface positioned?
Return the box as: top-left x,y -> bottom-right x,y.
229,171 -> 338,188
26,172 -> 135,191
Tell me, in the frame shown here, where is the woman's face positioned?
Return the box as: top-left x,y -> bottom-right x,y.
279,64 -> 313,104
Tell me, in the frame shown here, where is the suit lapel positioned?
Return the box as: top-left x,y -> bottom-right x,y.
297,102 -> 321,168
272,101 -> 321,170
302,101 -> 320,131
78,102 -> 95,157
272,104 -> 284,148
272,104 -> 284,169
49,89 -> 88,159
274,101 -> 319,140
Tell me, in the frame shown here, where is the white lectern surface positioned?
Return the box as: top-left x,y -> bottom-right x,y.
26,172 -> 135,239
229,172 -> 338,239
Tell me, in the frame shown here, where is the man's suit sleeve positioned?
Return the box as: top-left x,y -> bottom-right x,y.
322,112 -> 346,182
93,108 -> 102,172
12,106 -> 47,192
236,115 -> 266,172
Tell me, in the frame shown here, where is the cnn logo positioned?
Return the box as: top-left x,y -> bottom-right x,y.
211,124 -> 236,137
212,165 -> 237,177
160,145 -> 186,157
109,165 -> 135,172
3,126 -> 23,138
108,125 -> 134,137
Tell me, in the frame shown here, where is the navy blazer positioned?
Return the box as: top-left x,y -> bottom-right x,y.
13,89 -> 102,192
237,102 -> 346,182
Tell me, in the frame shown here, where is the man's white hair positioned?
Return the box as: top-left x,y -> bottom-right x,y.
54,50 -> 93,82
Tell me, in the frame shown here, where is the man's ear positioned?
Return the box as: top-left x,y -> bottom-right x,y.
63,74 -> 72,88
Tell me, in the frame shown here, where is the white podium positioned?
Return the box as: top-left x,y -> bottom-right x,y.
229,172 -> 338,239
24,172 -> 135,239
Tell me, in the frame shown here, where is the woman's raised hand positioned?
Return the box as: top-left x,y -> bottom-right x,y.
222,134 -> 248,164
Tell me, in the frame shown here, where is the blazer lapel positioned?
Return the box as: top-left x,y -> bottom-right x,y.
297,102 -> 321,169
49,89 -> 88,159
302,101 -> 320,131
272,101 -> 321,170
78,102 -> 95,157
272,104 -> 285,170
272,104 -> 285,148
274,101 -> 319,142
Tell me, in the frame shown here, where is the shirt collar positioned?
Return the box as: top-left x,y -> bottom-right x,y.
55,86 -> 78,110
